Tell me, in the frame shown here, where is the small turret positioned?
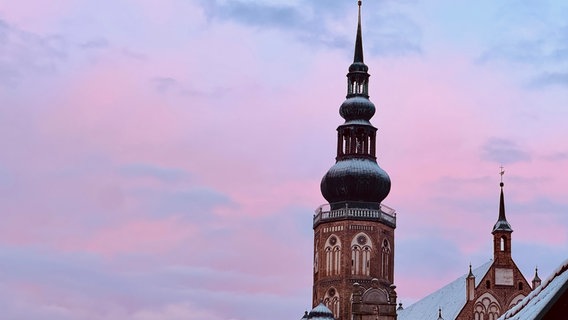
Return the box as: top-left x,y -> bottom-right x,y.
532,267 -> 542,289
492,168 -> 513,264
466,264 -> 475,301
437,308 -> 444,320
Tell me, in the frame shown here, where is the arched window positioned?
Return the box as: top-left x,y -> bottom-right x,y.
351,233 -> 372,275
518,282 -> 523,290
500,236 -> 507,251
486,280 -> 491,289
325,235 -> 341,276
324,288 -> 340,319
381,239 -> 391,281
474,293 -> 501,320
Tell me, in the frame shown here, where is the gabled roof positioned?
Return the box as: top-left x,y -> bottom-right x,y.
498,258 -> 568,320
398,260 -> 493,320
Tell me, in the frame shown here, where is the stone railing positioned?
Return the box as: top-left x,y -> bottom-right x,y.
313,203 -> 396,227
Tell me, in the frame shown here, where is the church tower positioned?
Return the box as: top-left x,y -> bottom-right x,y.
312,1 -> 397,319
454,173 -> 533,320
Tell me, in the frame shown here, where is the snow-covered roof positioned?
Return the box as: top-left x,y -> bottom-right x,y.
307,303 -> 335,320
498,258 -> 568,320
398,260 -> 493,320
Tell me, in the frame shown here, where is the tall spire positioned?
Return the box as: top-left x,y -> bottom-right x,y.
320,0 -> 391,210
354,0 -> 364,63
493,168 -> 512,233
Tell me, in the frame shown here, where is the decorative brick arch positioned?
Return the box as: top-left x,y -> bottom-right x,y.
351,232 -> 372,275
324,287 -> 340,319
324,234 -> 341,276
474,292 -> 501,320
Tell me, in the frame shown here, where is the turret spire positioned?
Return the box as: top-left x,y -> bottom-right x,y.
354,0 -> 364,63
320,0 -> 391,210
532,267 -> 542,289
493,168 -> 512,233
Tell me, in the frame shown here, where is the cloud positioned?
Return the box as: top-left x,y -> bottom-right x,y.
480,138 -> 531,164
544,152 -> 568,161
197,0 -> 422,56
118,163 -> 191,182
0,18 -> 66,86
132,187 -> 235,221
529,72 -> 568,88
78,37 -> 109,50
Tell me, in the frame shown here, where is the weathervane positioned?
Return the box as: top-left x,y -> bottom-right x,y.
499,165 -> 505,183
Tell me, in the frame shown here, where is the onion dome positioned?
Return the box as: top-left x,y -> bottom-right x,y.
339,96 -> 375,121
321,159 -> 390,208
307,303 -> 335,320
320,0 -> 391,210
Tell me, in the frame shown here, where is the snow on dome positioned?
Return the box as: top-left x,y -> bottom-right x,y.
307,303 -> 335,320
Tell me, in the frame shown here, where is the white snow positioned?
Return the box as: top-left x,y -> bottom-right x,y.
397,261 -> 493,320
498,258 -> 568,320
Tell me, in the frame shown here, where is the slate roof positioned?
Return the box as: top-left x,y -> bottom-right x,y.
498,258 -> 568,320
397,260 -> 493,320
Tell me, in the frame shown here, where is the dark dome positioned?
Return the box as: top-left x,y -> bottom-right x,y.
340,96 -> 375,121
321,158 -> 391,205
349,61 -> 368,73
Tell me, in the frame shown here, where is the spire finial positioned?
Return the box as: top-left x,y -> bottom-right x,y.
498,168 -> 507,221
468,263 -> 474,277
354,0 -> 364,63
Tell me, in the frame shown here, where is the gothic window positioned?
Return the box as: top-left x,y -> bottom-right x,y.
325,235 -> 341,276
381,239 -> 391,281
351,233 -> 372,275
324,287 -> 340,319
500,237 -> 505,251
474,293 -> 501,320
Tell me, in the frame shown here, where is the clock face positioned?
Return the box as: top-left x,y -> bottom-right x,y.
329,236 -> 337,245
357,235 -> 367,245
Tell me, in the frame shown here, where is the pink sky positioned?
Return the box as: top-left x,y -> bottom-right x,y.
0,0 -> 567,319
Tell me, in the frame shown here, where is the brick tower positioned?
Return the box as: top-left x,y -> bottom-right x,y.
312,1 -> 398,319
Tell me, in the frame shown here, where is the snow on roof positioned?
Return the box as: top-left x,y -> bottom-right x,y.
397,260 -> 493,320
498,258 -> 568,320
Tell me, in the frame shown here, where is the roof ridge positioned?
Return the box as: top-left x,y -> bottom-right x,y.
500,258 -> 568,319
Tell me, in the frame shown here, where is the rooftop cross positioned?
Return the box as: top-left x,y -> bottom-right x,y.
500,166 -> 505,184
